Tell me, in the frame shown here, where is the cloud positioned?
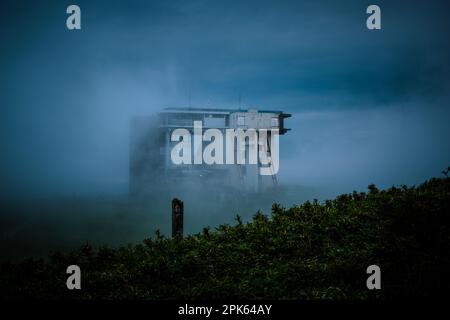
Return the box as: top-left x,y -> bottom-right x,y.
0,0 -> 449,197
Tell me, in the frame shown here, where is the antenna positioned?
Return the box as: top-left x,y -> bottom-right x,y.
238,91 -> 242,110
188,88 -> 191,109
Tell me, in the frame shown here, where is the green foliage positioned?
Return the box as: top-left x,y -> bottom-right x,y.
1,177 -> 449,300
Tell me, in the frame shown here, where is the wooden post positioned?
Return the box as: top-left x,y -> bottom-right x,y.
172,198 -> 183,238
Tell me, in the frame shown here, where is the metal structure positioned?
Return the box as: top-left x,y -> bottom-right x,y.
129,107 -> 291,196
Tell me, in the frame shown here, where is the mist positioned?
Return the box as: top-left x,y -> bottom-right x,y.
280,102 -> 450,193
0,0 -> 449,260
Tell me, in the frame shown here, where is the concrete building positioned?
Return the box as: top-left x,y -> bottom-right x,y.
129,107 -> 291,196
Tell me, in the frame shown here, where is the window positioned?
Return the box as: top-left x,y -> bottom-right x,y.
204,116 -> 225,127
237,116 -> 245,126
271,117 -> 279,127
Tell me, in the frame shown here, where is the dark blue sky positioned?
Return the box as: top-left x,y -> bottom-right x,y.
1,0 -> 449,197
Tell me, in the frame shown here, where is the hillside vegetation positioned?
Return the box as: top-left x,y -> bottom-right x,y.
1,176 -> 449,300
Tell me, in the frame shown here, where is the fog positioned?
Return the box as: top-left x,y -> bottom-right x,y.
0,0 -> 449,259
281,102 -> 450,193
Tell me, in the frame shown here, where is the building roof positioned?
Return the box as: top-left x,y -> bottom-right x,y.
162,107 -> 291,117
